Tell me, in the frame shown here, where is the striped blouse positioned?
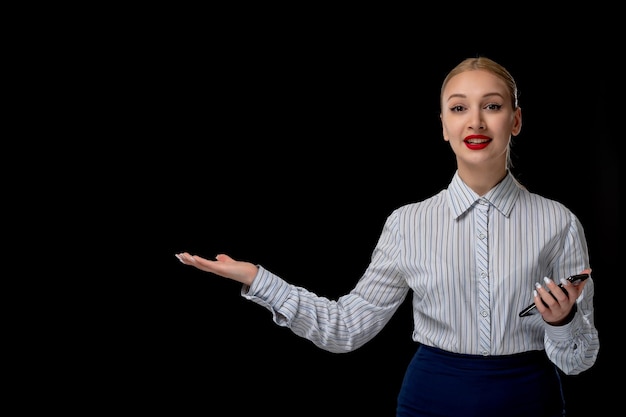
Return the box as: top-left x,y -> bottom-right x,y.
242,170 -> 599,375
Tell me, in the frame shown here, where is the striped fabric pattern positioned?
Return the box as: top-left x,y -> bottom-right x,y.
243,170 -> 599,376
475,198 -> 491,356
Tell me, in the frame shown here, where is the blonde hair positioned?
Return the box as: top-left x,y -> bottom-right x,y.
441,56 -> 519,110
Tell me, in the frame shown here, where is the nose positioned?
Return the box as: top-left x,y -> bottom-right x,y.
469,110 -> 485,130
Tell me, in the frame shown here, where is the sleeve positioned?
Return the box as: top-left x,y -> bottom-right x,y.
543,212 -> 600,375
240,211 -> 411,354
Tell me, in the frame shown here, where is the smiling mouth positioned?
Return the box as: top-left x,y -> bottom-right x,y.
464,138 -> 491,144
464,138 -> 491,150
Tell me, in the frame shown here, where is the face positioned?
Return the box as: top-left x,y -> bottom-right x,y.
440,69 -> 521,172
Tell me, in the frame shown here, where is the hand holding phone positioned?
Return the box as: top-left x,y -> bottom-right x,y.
518,273 -> 589,317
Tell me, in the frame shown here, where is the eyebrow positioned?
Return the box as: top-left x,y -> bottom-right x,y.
445,92 -> 505,103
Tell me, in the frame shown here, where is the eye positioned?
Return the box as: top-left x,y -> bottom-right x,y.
484,103 -> 502,111
449,105 -> 466,112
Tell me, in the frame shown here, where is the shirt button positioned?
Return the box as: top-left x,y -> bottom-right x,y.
480,310 -> 489,317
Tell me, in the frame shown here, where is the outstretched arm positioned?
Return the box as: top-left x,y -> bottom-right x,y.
175,253 -> 258,286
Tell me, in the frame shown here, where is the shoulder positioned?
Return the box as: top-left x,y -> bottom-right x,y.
519,187 -> 572,212
516,188 -> 581,228
390,189 -> 449,218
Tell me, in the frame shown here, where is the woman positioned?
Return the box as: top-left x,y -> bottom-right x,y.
175,56 -> 599,416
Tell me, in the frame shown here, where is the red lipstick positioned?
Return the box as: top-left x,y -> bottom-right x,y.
464,134 -> 491,150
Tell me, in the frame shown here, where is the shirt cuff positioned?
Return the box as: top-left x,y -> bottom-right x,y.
240,265 -> 293,325
544,309 -> 584,342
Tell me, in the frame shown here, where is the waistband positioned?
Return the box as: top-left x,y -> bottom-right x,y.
418,344 -> 550,370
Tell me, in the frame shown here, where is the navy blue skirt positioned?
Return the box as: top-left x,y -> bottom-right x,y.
396,345 -> 565,417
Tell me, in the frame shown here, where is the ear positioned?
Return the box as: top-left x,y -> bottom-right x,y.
440,113 -> 449,141
511,107 -> 522,136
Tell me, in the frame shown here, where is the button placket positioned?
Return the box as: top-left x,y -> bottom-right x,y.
476,199 -> 491,354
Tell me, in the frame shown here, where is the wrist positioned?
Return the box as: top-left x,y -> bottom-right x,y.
546,303 -> 577,326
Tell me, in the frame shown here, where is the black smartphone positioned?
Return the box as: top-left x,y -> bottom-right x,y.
518,273 -> 590,317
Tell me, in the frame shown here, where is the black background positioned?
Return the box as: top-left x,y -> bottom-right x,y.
94,16 -> 618,416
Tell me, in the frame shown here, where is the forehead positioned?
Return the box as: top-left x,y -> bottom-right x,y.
443,69 -> 508,101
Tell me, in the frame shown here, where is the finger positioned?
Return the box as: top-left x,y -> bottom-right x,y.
215,253 -> 234,262
175,252 -> 193,264
532,287 -> 550,314
559,277 -> 587,299
532,289 -> 543,310
535,281 -> 559,310
175,252 -> 203,267
543,277 -> 568,302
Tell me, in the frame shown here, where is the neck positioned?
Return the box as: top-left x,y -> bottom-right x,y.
457,165 -> 508,196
